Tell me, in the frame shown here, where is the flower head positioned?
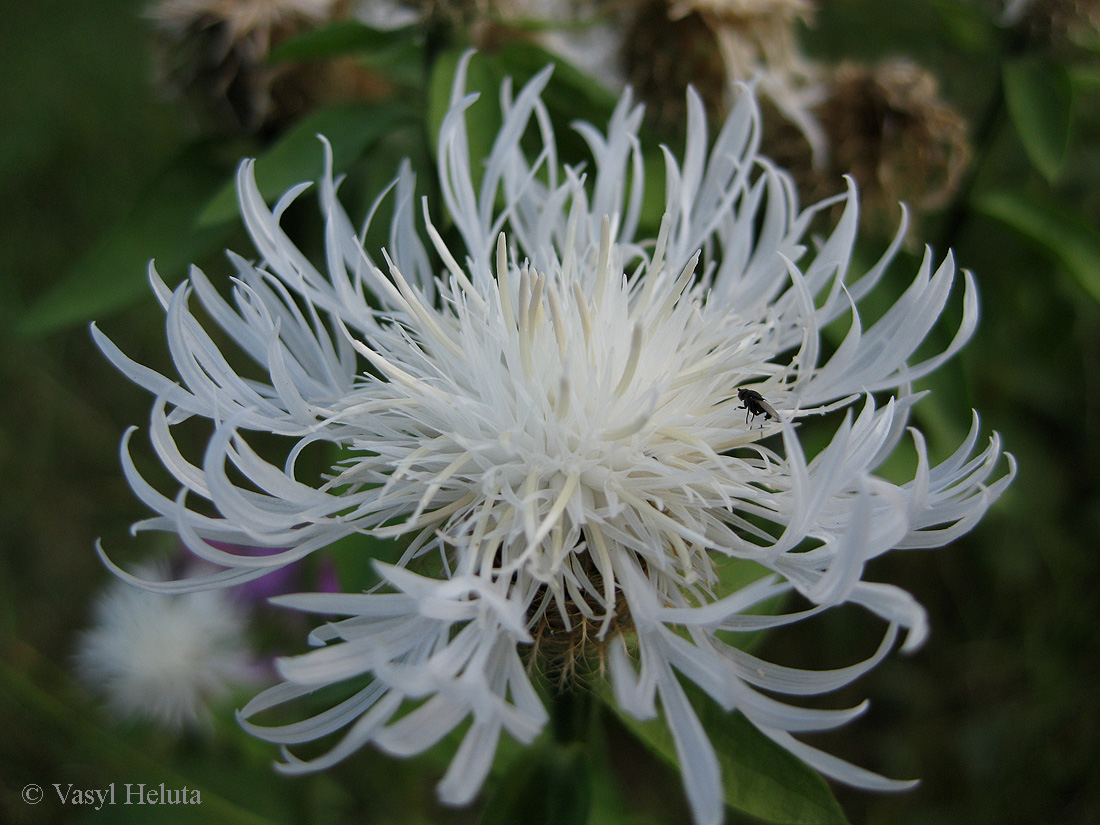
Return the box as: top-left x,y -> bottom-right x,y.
668,0 -> 827,163
95,54 -> 1013,824
1000,0 -> 1100,48
75,565 -> 259,728
823,60 -> 970,217
147,0 -> 351,133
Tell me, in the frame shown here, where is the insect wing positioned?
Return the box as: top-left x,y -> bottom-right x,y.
756,398 -> 780,422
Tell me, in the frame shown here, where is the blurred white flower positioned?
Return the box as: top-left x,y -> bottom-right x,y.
352,0 -> 420,29
1000,0 -> 1033,24
75,566 -> 258,729
95,54 -> 1013,824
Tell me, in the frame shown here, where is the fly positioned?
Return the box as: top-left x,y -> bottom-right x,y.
737,388 -> 779,425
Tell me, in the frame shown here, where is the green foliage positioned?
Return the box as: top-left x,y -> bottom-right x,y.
974,189 -> 1100,302
269,21 -> 427,92
478,741 -> 591,825
1003,57 -> 1075,183
327,531 -> 408,593
15,99 -> 413,336
14,141 -> 240,337
712,558 -> 789,653
199,101 -> 415,225
599,683 -> 849,825
932,0 -> 995,54
268,21 -> 417,65
0,655 -> 287,825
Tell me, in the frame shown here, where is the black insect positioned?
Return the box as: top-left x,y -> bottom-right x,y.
737,388 -> 779,425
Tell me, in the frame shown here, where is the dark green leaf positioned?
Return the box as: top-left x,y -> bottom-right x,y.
492,41 -> 619,128
713,558 -> 774,593
931,0 -> 994,53
199,100 -> 414,225
973,190 -> 1100,303
15,141 -> 241,336
1003,58 -> 1074,183
1070,65 -> 1100,89
327,532 -> 407,594
268,21 -> 426,90
599,683 -> 849,825
479,740 -> 590,825
268,20 -> 417,63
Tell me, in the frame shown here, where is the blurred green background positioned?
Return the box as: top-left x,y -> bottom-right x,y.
1,1 -> 1098,823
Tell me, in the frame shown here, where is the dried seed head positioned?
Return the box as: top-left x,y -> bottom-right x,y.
1006,0 -> 1100,50
623,1 -> 728,133
766,58 -> 971,238
146,0 -> 369,134
822,60 -> 970,229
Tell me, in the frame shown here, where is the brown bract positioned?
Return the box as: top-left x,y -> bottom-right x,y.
525,549 -> 637,689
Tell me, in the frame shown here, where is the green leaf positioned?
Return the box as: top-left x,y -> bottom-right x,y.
598,683 -> 849,825
198,100 -> 414,225
479,740 -> 590,825
14,140 -> 242,337
268,20 -> 416,63
973,189 -> 1100,303
492,41 -> 619,128
268,21 -> 426,90
1003,58 -> 1074,183
1070,64 -> 1100,89
931,0 -> 994,53
327,532 -> 407,594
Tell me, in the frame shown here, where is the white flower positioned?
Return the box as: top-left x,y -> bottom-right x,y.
94,54 -> 1013,825
1000,0 -> 1033,25
75,565 -> 258,728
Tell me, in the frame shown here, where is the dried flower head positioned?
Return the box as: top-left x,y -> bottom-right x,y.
623,0 -> 729,132
663,0 -> 827,162
147,0 -> 357,134
95,55 -> 1012,824
820,60 -> 970,231
1002,0 -> 1100,48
